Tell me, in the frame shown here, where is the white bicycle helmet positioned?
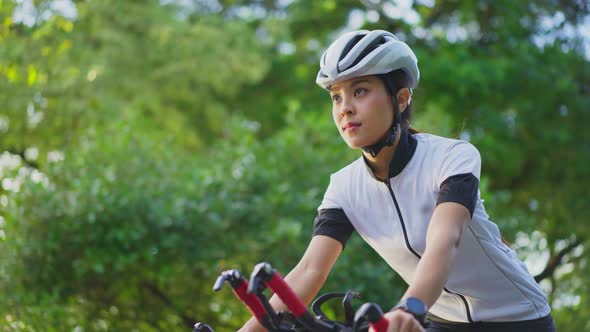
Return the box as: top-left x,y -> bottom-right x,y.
316,30 -> 419,90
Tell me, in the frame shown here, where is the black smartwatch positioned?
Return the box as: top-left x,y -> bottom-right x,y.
392,297 -> 428,326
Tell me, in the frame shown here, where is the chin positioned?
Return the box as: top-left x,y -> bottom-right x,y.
343,139 -> 365,150
340,133 -> 370,149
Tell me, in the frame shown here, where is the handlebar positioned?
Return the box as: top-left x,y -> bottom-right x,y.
193,322 -> 213,332
353,303 -> 389,332
197,262 -> 392,332
249,262 -> 335,332
213,269 -> 281,330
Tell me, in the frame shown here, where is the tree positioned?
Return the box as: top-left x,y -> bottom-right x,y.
1,0 -> 271,330
1,0 -> 589,331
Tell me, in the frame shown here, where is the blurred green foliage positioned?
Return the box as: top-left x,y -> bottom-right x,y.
0,0 -> 589,331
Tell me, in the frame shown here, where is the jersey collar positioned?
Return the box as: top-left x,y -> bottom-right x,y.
388,129 -> 417,178
363,129 -> 417,179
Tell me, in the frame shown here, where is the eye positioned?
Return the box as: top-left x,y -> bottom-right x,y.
354,88 -> 367,96
331,94 -> 341,103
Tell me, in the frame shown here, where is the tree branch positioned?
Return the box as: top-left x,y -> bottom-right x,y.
534,238 -> 583,283
420,1 -> 458,29
143,282 -> 196,329
5,148 -> 39,169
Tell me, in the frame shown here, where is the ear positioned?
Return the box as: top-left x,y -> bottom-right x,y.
396,88 -> 412,113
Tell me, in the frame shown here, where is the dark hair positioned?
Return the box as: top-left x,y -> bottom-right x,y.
377,70 -> 418,134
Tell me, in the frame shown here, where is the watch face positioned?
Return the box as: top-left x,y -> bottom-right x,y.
406,297 -> 427,315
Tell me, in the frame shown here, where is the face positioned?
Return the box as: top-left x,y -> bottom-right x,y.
329,75 -> 394,149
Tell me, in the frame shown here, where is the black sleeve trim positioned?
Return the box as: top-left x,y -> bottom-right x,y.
313,208 -> 355,249
436,173 -> 479,217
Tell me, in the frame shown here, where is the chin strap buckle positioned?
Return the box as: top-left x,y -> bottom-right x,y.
362,123 -> 399,157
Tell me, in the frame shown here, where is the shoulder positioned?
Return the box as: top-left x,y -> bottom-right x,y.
319,157 -> 366,209
324,157 -> 367,198
414,133 -> 480,158
330,156 -> 365,179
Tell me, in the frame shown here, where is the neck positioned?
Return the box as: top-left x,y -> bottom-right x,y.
362,129 -> 402,181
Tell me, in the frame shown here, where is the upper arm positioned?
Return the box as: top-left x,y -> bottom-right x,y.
296,235 -> 343,278
436,142 -> 481,217
427,202 -> 470,250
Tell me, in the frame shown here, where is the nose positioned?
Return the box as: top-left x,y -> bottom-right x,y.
339,98 -> 354,117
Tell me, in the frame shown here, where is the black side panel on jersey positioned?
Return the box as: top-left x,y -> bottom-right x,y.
313,208 -> 355,249
437,173 -> 479,217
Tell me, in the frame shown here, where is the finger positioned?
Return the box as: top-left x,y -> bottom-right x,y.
409,318 -> 424,332
399,316 -> 422,332
397,318 -> 409,332
387,319 -> 402,332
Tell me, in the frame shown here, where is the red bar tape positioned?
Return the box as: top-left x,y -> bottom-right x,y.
370,316 -> 389,332
234,281 -> 268,321
266,273 -> 308,317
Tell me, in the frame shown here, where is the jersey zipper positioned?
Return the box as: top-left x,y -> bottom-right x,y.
384,178 -> 474,323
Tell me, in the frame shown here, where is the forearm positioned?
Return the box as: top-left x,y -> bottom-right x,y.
402,202 -> 468,309
402,239 -> 459,308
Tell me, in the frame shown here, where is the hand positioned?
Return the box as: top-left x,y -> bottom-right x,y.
236,319 -> 266,332
369,309 -> 425,332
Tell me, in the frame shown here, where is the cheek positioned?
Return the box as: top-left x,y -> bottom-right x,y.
332,107 -> 341,126
370,97 -> 394,124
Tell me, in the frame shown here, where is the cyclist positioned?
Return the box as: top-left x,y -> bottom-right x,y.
239,29 -> 556,332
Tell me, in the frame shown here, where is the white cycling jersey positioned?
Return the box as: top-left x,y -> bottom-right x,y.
316,132 -> 550,323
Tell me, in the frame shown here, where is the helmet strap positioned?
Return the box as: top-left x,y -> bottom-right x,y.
362,95 -> 402,158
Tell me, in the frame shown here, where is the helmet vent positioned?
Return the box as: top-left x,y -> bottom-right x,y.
347,36 -> 386,69
338,35 -> 364,64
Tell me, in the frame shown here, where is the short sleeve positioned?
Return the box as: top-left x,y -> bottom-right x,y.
314,174 -> 355,248
318,174 -> 343,210
437,142 -> 481,183
436,142 -> 481,216
313,209 -> 354,249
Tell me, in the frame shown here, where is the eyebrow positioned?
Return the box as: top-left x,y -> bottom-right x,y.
330,79 -> 370,92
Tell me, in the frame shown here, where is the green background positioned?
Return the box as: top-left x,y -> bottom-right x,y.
1,0 -> 589,331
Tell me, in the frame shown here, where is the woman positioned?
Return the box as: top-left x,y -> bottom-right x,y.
239,30 -> 555,332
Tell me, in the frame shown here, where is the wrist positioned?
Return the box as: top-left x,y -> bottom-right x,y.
391,297 -> 428,326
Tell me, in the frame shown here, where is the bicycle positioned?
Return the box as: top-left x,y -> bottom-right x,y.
194,262 -> 391,332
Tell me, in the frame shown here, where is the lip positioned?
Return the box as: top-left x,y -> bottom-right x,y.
343,122 -> 361,131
